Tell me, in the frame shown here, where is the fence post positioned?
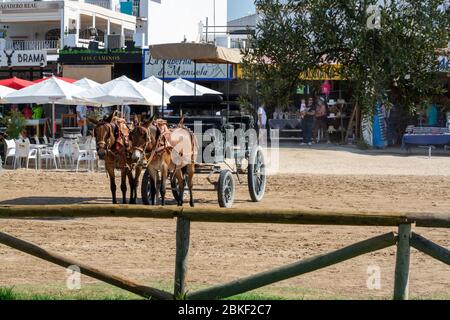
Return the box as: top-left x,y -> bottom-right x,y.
174,217 -> 191,299
394,223 -> 411,300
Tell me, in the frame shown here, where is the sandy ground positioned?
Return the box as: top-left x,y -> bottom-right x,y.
0,146 -> 449,299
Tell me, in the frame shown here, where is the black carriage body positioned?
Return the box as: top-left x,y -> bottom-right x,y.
165,95 -> 255,163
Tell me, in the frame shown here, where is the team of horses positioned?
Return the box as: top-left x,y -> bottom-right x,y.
90,112 -> 198,206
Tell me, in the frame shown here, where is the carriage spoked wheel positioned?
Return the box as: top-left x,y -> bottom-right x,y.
141,170 -> 160,205
247,146 -> 266,202
218,169 -> 235,208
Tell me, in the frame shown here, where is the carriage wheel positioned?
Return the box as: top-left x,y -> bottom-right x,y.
247,146 -> 266,202
218,169 -> 235,208
141,170 -> 159,205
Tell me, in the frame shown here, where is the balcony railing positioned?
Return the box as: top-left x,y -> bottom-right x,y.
5,40 -> 60,51
84,0 -> 111,10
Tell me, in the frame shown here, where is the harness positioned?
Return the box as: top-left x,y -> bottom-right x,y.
95,119 -> 131,169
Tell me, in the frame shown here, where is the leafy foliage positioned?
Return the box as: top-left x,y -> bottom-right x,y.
242,0 -> 449,117
2,108 -> 26,139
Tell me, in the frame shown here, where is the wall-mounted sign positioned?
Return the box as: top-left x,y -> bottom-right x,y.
58,51 -> 142,64
143,49 -> 232,81
0,50 -> 47,67
0,2 -> 63,12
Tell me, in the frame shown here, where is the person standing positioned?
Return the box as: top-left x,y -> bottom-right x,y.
123,104 -> 131,124
313,97 -> 330,143
300,97 -> 315,145
257,103 -> 267,130
257,103 -> 267,145
76,105 -> 87,137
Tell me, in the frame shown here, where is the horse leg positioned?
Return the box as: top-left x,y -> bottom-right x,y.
127,169 -> 136,204
150,168 -> 157,206
160,166 -> 168,206
174,169 -> 184,206
188,165 -> 195,207
121,168 -> 127,204
106,163 -> 117,204
131,166 -> 141,204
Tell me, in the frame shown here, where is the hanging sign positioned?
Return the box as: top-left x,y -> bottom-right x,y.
143,49 -> 231,81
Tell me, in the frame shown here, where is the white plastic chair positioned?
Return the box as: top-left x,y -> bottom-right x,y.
14,139 -> 37,169
41,140 -> 61,169
43,136 -> 49,145
72,142 -> 90,171
60,139 -> 74,168
5,139 -> 16,167
33,136 -> 40,145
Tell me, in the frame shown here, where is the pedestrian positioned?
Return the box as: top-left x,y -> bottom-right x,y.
257,103 -> 267,130
300,96 -> 315,145
313,97 -> 330,143
76,104 -> 87,137
257,103 -> 267,145
123,104 -> 131,124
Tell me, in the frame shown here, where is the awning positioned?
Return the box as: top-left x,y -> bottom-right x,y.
149,43 -> 243,64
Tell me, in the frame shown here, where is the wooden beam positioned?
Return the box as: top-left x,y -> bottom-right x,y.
0,231 -> 173,300
1,205 -> 449,229
181,209 -> 410,226
0,204 -> 178,219
174,217 -> 191,299
410,232 -> 450,266
410,213 -> 450,229
187,232 -> 397,300
393,224 -> 411,300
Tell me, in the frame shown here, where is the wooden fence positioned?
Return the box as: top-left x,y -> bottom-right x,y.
0,205 -> 449,300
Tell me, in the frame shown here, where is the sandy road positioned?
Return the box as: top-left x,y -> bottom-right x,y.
0,146 -> 449,299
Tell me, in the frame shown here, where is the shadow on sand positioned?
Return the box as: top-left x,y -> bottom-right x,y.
0,197 -> 112,205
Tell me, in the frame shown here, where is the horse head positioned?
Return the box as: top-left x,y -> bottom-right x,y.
129,120 -> 155,163
93,120 -> 115,160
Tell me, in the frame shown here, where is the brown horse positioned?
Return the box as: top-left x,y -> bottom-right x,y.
130,119 -> 198,207
91,114 -> 137,204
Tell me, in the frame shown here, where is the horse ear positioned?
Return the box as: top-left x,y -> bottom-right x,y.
142,120 -> 153,129
88,117 -> 98,125
133,114 -> 139,126
178,116 -> 185,127
105,112 -> 114,123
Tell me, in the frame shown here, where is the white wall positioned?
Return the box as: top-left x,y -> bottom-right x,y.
141,0 -> 227,45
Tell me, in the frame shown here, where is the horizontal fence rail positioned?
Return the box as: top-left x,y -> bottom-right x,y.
1,205 -> 449,228
0,204 -> 449,300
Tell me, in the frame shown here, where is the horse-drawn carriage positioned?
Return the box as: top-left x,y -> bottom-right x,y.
140,94 -> 267,208
91,43 -> 266,208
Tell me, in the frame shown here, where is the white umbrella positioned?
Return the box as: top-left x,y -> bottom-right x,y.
169,77 -> 222,96
139,76 -> 186,106
5,77 -> 85,139
0,85 -> 16,104
74,75 -> 162,106
74,77 -> 101,90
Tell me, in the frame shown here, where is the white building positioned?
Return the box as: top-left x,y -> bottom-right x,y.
0,0 -> 136,52
0,0 -> 227,52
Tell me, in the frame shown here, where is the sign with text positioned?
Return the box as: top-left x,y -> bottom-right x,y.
58,51 -> 142,64
0,1 -> 63,12
143,49 -> 232,81
0,50 -> 47,67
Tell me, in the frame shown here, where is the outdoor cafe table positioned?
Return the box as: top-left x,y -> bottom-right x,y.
402,134 -> 450,151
